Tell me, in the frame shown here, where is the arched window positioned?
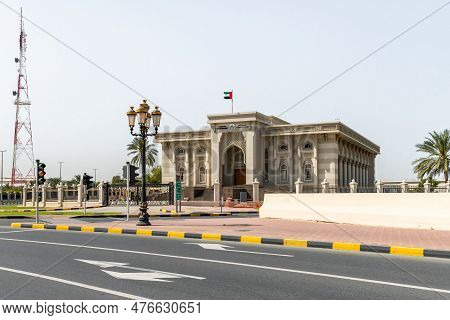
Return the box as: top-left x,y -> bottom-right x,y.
280,164 -> 288,182
197,147 -> 205,154
304,142 -> 313,150
199,166 -> 206,183
176,147 -> 185,156
304,163 -> 312,182
279,144 -> 288,152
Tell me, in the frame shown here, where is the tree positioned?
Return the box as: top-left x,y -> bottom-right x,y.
412,129 -> 450,182
127,137 -> 158,171
67,175 -> 81,187
147,166 -> 162,184
47,177 -> 61,188
111,175 -> 124,184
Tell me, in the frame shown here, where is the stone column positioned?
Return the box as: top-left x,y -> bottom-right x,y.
376,180 -> 383,193
424,181 -> 431,193
22,185 -> 27,206
321,179 -> 330,193
400,180 -> 408,193
213,179 -> 220,203
252,178 -> 260,202
295,178 -> 303,194
338,157 -> 343,187
349,179 -> 358,193
210,132 -> 222,185
245,131 -> 256,184
343,159 -> 348,186
77,182 -> 84,207
57,182 -> 64,208
446,181 -> 450,193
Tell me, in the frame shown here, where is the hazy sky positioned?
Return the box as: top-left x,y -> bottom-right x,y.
1,0 -> 449,182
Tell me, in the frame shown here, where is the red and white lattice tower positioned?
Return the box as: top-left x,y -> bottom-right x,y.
11,8 -> 35,186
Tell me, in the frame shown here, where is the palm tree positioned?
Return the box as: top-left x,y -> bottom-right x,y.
412,130 -> 450,182
127,137 -> 158,171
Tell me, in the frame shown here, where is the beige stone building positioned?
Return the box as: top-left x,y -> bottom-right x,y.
154,112 -> 380,200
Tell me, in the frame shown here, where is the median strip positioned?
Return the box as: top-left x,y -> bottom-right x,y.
9,222 -> 450,260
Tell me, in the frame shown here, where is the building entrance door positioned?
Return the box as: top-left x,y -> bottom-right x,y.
223,145 -> 246,186
234,168 -> 246,185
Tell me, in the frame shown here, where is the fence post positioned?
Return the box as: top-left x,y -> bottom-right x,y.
213,179 -> 220,204
400,180 -> 408,193
252,178 -> 260,202
321,178 -> 330,193
376,180 -> 383,193
77,182 -> 84,207
42,181 -> 48,208
295,178 -> 303,194
57,182 -> 64,208
22,184 -> 27,206
98,181 -> 104,206
424,181 -> 431,193
349,179 -> 358,193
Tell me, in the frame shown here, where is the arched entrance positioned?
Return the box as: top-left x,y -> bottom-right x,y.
222,145 -> 246,186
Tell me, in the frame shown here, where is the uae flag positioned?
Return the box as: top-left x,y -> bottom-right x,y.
224,91 -> 233,100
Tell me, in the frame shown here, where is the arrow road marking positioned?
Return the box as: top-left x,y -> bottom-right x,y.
75,259 -> 205,282
186,243 -> 293,257
103,271 -> 181,282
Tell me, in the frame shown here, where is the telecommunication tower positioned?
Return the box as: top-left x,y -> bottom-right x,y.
11,8 -> 35,185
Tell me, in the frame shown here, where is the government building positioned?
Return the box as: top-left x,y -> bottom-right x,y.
154,112 -> 380,200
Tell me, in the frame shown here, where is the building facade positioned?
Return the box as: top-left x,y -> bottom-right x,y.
154,112 -> 380,200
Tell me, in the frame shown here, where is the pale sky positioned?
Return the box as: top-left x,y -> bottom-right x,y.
1,0 -> 449,182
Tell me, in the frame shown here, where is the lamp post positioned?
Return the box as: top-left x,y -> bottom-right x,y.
126,100 -> 162,226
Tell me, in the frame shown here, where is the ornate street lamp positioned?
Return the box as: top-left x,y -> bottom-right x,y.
126,100 -> 162,226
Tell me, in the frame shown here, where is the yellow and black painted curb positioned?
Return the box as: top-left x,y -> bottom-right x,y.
10,222 -> 450,260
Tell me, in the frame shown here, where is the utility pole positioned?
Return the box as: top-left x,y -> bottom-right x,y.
0,150 -> 6,205
57,161 -> 64,181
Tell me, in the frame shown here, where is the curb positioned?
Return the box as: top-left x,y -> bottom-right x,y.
10,223 -> 450,260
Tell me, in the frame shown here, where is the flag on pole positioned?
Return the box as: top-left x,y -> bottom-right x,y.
224,91 -> 233,100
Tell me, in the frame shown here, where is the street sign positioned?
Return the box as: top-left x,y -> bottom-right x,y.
176,181 -> 182,200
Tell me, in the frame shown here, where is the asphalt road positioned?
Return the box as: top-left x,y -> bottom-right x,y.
0,225 -> 449,300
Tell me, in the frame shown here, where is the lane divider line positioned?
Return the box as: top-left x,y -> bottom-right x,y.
9,223 -> 450,260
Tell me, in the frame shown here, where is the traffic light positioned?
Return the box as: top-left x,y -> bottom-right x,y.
82,173 -> 94,190
129,165 -> 139,185
37,163 -> 46,185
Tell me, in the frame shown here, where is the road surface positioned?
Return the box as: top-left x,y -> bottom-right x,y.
0,225 -> 449,299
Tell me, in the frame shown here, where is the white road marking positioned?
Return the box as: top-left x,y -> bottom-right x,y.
0,265 -> 147,300
0,237 -> 449,295
75,259 -> 205,280
186,243 -> 293,257
102,270 -> 181,282
0,229 -> 42,234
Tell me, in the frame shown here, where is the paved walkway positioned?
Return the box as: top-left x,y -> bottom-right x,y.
87,205 -> 257,215
35,215 -> 450,251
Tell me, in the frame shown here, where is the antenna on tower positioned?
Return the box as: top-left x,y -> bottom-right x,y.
11,7 -> 35,186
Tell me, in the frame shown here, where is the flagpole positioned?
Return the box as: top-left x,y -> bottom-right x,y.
232,90 -> 234,113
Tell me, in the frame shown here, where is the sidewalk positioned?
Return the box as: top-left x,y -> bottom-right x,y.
32,215 -> 450,251
87,205 -> 258,215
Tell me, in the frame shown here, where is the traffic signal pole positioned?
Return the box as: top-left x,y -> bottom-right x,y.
126,162 -> 130,221
35,159 -> 39,223
83,185 -> 87,216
